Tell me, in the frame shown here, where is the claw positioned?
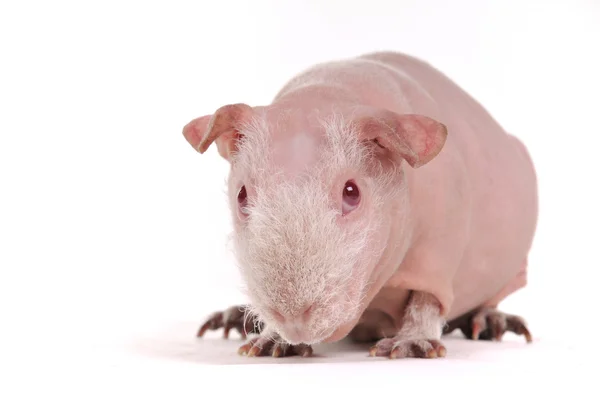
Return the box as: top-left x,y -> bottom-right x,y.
238,340 -> 253,356
248,346 -> 261,357
472,324 -> 481,340
223,321 -> 232,339
426,349 -> 437,358
522,326 -> 533,343
197,324 -> 209,338
428,339 -> 446,357
437,345 -> 447,357
371,338 -> 446,359
507,316 -> 533,343
493,325 -> 503,341
197,312 -> 223,338
468,308 -> 533,343
272,344 -> 284,357
369,346 -> 378,357
301,346 -> 313,357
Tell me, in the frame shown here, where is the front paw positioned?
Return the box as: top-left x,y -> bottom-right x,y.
197,305 -> 263,339
238,335 -> 313,358
369,337 -> 447,359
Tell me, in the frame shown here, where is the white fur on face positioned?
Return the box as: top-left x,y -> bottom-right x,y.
228,113 -> 405,344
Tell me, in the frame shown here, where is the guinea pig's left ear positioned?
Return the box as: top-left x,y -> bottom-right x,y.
355,107 -> 448,168
182,103 -> 254,161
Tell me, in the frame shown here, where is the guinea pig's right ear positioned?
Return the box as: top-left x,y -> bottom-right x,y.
182,103 -> 253,161
354,107 -> 448,169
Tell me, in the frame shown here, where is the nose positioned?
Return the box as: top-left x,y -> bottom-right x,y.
269,304 -> 314,323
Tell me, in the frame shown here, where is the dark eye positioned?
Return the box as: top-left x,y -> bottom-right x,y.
342,180 -> 360,215
237,185 -> 249,215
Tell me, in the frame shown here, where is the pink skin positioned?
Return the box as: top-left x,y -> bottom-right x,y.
184,51 -> 537,355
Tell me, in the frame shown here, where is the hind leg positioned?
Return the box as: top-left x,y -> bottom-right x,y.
444,307 -> 532,343
444,258 -> 532,343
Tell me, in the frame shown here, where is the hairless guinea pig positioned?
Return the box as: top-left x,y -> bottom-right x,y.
183,51 -> 538,359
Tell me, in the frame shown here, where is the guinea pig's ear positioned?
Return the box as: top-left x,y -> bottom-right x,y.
355,107 -> 448,168
182,103 -> 253,161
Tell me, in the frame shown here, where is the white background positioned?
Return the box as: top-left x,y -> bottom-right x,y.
1,0 -> 599,396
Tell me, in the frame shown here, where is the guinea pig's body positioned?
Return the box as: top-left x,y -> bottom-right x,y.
187,51 -> 538,358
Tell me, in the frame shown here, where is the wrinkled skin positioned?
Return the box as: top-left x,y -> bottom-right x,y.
185,51 -> 538,358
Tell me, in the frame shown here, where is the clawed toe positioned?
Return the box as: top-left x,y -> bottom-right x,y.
238,336 -> 313,358
470,308 -> 532,343
197,305 -> 263,339
238,337 -> 274,356
370,338 -> 447,359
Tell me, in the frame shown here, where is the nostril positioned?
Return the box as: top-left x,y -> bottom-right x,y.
268,305 -> 314,323
269,308 -> 285,323
302,304 -> 314,321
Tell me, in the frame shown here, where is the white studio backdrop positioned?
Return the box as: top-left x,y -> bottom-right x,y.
1,0 -> 599,395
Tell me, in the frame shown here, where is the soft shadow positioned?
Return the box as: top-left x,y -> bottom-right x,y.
129,321 -> 378,365
128,321 -> 543,365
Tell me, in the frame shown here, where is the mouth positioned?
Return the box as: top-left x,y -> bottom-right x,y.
276,313 -> 363,345
271,296 -> 365,346
276,323 -> 336,346
250,268 -> 370,346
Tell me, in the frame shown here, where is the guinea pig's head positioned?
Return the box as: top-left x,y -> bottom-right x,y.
183,103 -> 447,344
